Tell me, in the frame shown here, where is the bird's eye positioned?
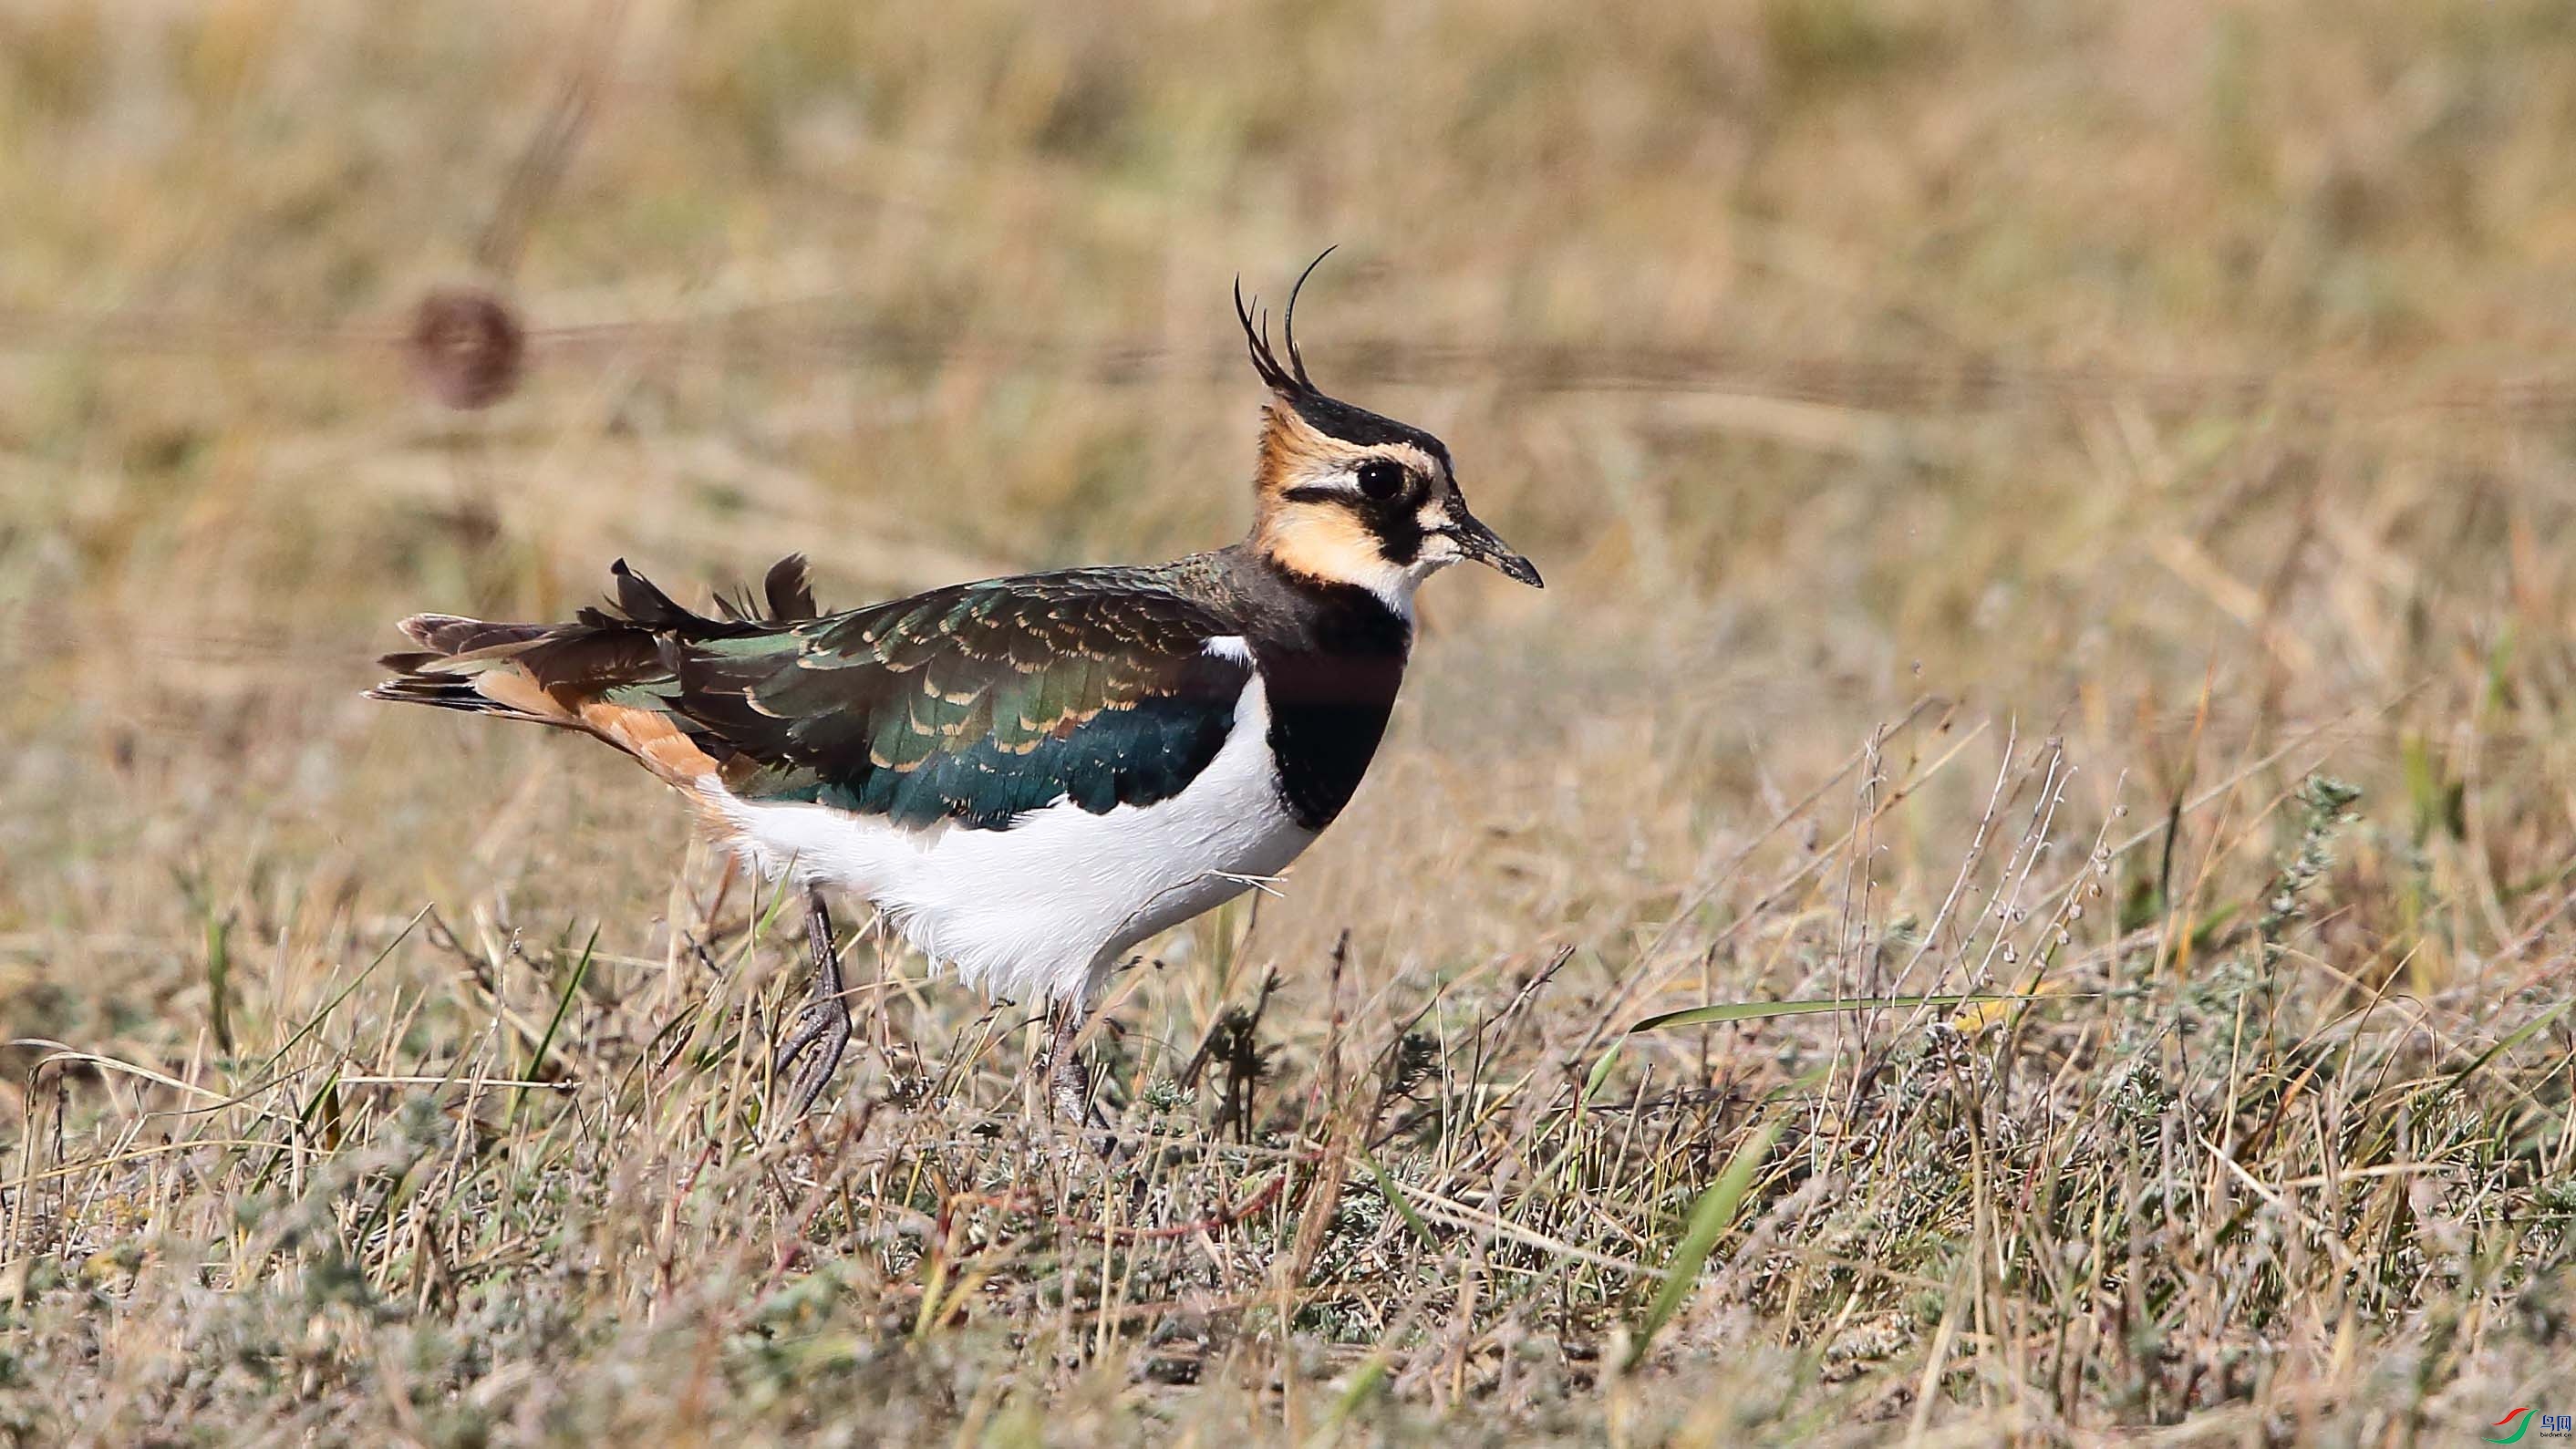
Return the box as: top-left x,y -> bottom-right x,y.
1356,460 -> 1406,501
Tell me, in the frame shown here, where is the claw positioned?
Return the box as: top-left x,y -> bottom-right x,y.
775,998 -> 852,1118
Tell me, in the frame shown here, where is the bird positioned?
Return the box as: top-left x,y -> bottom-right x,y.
367,255 -> 1541,1142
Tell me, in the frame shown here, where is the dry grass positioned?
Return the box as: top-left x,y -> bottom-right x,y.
9,0 -> 2576,1442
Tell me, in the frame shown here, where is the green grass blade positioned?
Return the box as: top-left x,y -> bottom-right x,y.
1582,1043 -> 1623,1102
251,904 -> 430,1081
1631,993 -> 2064,1033
1324,1357 -> 1390,1431
516,926 -> 598,1118
1624,1117 -> 1783,1371
204,907 -> 234,1057
2432,999 -> 2570,1102
1357,1151 -> 1435,1248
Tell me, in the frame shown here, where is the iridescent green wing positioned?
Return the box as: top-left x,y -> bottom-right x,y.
675,569 -> 1253,829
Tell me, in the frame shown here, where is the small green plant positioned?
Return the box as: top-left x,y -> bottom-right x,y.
2257,775 -> 2364,963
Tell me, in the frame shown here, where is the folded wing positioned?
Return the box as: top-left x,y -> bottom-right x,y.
375,558 -> 1255,832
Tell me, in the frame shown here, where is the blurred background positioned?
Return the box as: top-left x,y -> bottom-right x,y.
12,0 -> 2576,941
13,0 -> 2576,1015
8,0 -> 2576,1438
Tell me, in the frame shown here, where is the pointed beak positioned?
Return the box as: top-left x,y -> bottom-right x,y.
1446,506 -> 1543,588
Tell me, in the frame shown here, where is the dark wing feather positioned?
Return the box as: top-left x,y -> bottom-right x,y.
698,571 -> 1251,829
376,557 -> 1253,831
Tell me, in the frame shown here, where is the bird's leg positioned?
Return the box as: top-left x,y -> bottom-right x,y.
1044,1000 -> 1122,1160
1046,1000 -> 1091,1127
772,884 -> 852,1119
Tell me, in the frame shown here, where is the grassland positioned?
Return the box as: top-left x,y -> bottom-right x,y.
8,0 -> 2576,1442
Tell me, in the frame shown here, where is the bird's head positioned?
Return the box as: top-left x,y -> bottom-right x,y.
1237,254 -> 1540,615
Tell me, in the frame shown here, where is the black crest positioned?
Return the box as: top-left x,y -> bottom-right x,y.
1231,249 -> 1452,462
1233,245 -> 1336,398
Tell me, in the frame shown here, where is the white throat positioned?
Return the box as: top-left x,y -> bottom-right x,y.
1352,554 -> 1450,620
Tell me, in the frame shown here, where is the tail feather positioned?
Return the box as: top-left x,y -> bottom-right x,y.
366,631 -> 564,722
398,613 -> 550,654
368,555 -> 824,730
362,671 -> 517,713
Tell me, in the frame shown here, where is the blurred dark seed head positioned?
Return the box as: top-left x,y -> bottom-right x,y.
406,285 -> 526,409
1390,1031 -> 1439,1096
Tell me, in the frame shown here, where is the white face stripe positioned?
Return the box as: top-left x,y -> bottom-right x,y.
1383,441 -> 1446,481
1354,442 -> 1447,492
1360,441 -> 1445,484
1288,441 -> 1451,499
1254,412 -> 1461,608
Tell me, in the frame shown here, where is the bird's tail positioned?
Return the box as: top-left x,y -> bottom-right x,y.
365,614 -> 566,721
365,554 -> 819,730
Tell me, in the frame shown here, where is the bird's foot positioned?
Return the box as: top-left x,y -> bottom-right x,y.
772,885 -> 852,1123
773,996 -> 852,1121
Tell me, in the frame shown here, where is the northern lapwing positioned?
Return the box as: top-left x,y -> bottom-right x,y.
368,257 -> 1542,1139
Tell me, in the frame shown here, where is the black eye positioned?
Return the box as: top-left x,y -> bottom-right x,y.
1356,460 -> 1406,501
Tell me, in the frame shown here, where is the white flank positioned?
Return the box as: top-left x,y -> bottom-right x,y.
702,674 -> 1312,1004
1204,635 -> 1254,665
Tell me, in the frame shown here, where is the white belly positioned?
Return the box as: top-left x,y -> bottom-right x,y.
700,675 -> 1313,1002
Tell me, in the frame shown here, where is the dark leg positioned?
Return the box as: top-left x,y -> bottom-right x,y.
1044,1001 -> 1122,1160
1046,1002 -> 1091,1126
773,885 -> 852,1118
